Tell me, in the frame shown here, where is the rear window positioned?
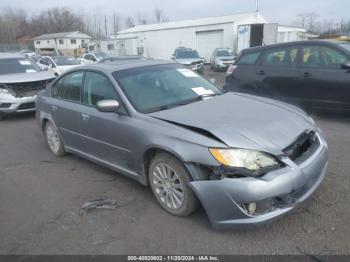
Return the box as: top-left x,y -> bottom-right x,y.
237,52 -> 260,65
0,58 -> 41,75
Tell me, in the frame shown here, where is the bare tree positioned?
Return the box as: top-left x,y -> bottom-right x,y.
125,16 -> 135,28
136,12 -> 148,25
154,8 -> 169,23
112,13 -> 121,34
296,12 -> 320,33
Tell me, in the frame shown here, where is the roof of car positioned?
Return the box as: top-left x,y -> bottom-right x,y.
241,40 -> 349,53
72,59 -> 177,73
0,52 -> 26,59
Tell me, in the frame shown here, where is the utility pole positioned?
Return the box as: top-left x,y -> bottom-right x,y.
105,15 -> 108,37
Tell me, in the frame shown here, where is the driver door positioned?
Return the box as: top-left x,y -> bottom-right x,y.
79,71 -> 134,172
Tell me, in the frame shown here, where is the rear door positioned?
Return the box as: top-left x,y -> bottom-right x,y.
297,44 -> 350,110
254,45 -> 299,103
50,71 -> 85,152
226,50 -> 262,92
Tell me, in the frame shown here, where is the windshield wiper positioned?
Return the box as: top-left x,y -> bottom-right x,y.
147,94 -> 220,113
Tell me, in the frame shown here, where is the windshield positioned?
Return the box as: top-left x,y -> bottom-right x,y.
113,64 -> 222,113
95,52 -> 109,60
176,50 -> 200,59
217,50 -> 234,57
0,58 -> 41,75
53,57 -> 80,66
339,43 -> 350,52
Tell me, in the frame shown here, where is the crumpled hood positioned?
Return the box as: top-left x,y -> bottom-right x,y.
0,72 -> 55,84
150,93 -> 315,155
175,58 -> 203,65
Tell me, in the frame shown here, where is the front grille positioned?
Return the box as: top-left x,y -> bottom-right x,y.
221,58 -> 233,62
283,131 -> 318,161
1,79 -> 51,98
0,103 -> 11,108
18,102 -> 35,110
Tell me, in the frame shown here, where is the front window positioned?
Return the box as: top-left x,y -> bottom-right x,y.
0,58 -> 41,75
71,39 -> 77,44
113,64 -> 222,113
59,39 -> 64,45
216,50 -> 233,57
36,41 -> 40,45
52,57 -> 80,66
175,50 -> 200,59
95,52 -> 109,60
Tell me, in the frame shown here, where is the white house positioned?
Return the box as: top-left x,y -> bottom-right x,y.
112,12 -> 306,61
33,31 -> 91,56
278,26 -> 307,43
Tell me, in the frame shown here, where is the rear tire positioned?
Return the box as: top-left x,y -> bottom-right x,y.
45,121 -> 65,156
149,152 -> 199,216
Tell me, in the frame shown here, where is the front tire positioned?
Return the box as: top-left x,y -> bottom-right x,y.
149,152 -> 199,216
45,121 -> 65,156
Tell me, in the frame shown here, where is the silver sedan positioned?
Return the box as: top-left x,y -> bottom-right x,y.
36,60 -> 328,229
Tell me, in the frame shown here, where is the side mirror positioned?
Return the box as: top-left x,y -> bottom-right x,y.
341,62 -> 350,70
96,100 -> 120,113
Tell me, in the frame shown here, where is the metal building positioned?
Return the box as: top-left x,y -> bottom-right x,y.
112,12 -> 306,61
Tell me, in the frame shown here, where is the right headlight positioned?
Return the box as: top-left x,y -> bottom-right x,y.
209,148 -> 279,172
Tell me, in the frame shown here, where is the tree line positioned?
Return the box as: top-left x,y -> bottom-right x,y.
295,12 -> 350,36
0,6 -> 169,44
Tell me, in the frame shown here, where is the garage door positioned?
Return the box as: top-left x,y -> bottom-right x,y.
196,30 -> 224,62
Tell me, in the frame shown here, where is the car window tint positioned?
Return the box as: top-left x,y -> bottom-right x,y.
302,46 -> 323,68
237,52 -> 260,65
263,47 -> 298,66
57,71 -> 84,102
83,72 -> 119,106
320,46 -> 348,69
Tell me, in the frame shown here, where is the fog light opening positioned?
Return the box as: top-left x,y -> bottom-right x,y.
242,202 -> 257,215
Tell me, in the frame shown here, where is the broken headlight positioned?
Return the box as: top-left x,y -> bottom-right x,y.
0,88 -> 15,96
209,148 -> 279,172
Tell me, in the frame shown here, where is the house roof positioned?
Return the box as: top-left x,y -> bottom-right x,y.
32,31 -> 91,40
117,12 -> 266,35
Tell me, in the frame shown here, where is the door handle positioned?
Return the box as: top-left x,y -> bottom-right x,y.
303,72 -> 311,78
257,70 -> 265,76
51,105 -> 58,112
81,113 -> 90,120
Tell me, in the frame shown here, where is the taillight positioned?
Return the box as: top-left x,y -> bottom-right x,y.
226,65 -> 237,76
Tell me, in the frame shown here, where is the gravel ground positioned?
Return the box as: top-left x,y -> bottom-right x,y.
0,67 -> 349,255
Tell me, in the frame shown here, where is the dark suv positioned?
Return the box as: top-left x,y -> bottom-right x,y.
224,40 -> 350,113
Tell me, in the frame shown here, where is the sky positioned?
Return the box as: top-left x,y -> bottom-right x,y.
1,0 -> 349,26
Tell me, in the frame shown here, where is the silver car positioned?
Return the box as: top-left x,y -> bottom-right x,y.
0,53 -> 55,120
36,60 -> 328,229
210,48 -> 235,71
172,48 -> 204,74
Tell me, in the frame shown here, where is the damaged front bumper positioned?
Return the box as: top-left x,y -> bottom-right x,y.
189,133 -> 328,229
0,93 -> 37,114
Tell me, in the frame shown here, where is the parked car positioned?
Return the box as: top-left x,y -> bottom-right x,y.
0,53 -> 55,120
37,56 -> 81,76
171,47 -> 204,74
224,40 -> 350,113
36,60 -> 328,229
99,55 -> 149,63
210,48 -> 235,71
19,50 -> 37,58
79,52 -> 110,64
